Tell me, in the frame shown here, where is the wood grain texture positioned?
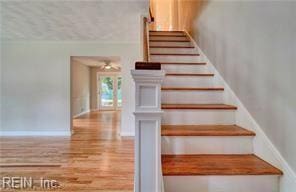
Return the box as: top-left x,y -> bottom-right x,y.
162,104 -> 237,110
143,17 -> 149,62
150,39 -> 190,42
135,61 -> 161,70
165,73 -> 213,76
161,87 -> 224,91
162,154 -> 283,176
0,111 -> 134,191
160,62 -> 206,65
161,125 -> 255,136
150,46 -> 195,48
151,53 -> 199,56
149,35 -> 187,37
150,30 -> 184,33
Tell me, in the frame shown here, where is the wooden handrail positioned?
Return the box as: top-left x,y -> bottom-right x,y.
149,8 -> 155,22
141,7 -> 155,65
143,17 -> 149,62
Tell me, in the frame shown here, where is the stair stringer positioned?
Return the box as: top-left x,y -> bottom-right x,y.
184,31 -> 296,192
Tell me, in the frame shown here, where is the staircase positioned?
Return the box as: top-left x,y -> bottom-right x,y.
149,30 -> 283,192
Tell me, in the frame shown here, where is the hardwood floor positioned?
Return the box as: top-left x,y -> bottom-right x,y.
0,111 -> 134,192
162,154 -> 283,176
161,125 -> 255,136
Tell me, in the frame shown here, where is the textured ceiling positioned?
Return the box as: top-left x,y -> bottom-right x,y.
1,0 -> 148,41
72,56 -> 121,68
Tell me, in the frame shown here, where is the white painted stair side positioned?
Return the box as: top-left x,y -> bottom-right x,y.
161,64 -> 208,73
150,31 -> 185,36
149,41 -> 193,47
162,136 -> 253,154
150,36 -> 188,41
151,55 -> 202,63
161,90 -> 224,104
162,76 -> 217,88
150,47 -> 198,54
163,175 -> 280,192
162,110 -> 236,125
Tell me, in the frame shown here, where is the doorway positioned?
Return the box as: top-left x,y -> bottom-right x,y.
98,75 -> 122,110
70,56 -> 122,134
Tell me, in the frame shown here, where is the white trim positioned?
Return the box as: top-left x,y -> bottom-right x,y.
164,175 -> 280,192
131,68 -> 164,192
73,110 -> 90,118
0,131 -> 71,137
120,131 -> 135,137
185,30 -> 296,191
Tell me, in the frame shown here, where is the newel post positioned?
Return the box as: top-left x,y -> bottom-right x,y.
131,65 -> 165,192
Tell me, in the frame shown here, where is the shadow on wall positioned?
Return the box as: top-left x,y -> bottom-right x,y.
150,0 -> 208,35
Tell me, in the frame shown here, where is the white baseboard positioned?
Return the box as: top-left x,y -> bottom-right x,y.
164,175 -> 280,192
185,31 -> 296,191
73,110 -> 90,118
0,131 -> 71,136
120,131 -> 135,137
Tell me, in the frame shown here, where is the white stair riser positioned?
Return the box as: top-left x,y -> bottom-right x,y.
163,76 -> 215,87
162,110 -> 236,125
162,136 -> 253,154
164,176 -> 279,192
150,32 -> 184,36
162,65 -> 208,73
150,36 -> 188,41
151,55 -> 202,63
162,91 -> 224,104
149,41 -> 193,47
150,48 -> 197,54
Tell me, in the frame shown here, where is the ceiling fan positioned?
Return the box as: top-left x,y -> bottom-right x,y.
100,60 -> 120,70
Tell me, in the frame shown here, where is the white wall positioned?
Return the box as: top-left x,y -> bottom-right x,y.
194,0 -> 296,173
71,60 -> 91,117
0,0 -> 148,136
1,41 -> 140,136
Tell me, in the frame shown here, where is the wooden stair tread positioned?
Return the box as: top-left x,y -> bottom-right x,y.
150,39 -> 190,42
149,34 -> 187,37
150,30 -> 184,33
150,46 -> 195,48
151,53 -> 199,56
166,73 -> 213,76
162,104 -> 237,110
160,62 -> 206,65
162,87 -> 224,91
162,154 -> 283,176
161,125 -> 255,136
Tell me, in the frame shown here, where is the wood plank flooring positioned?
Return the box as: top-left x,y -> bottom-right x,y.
162,154 -> 283,176
0,111 -> 134,192
161,125 -> 255,136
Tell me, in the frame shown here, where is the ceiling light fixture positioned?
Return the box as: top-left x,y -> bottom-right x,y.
104,64 -> 112,70
102,61 -> 112,70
